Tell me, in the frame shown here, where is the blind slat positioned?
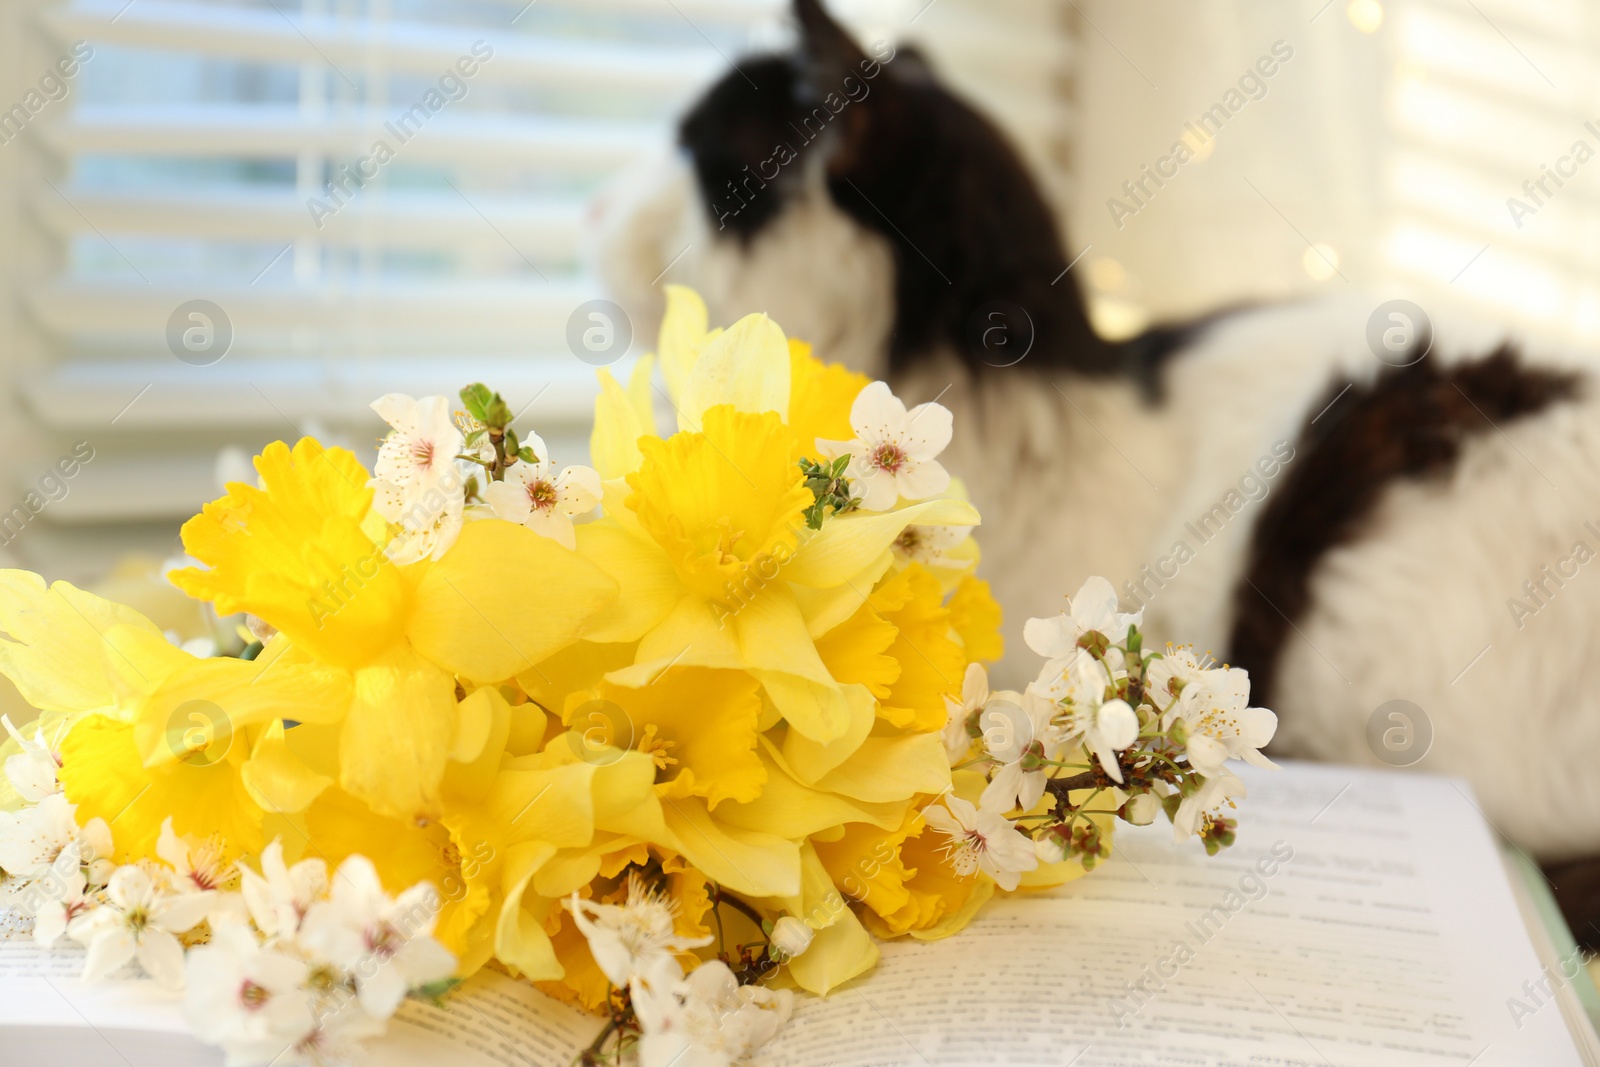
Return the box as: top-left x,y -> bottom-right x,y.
42,0 -> 725,95
36,187 -> 584,250
25,355 -> 603,430
43,106 -> 657,169
27,278 -> 595,335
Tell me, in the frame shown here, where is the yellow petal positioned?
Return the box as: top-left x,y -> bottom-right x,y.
626,353 -> 658,429
572,522 -> 680,644
406,518 -> 619,682
660,795 -> 799,898
338,648 -> 457,821
518,640 -> 636,731
812,731 -> 950,803
717,741 -> 905,839
781,683 -> 877,785
814,597 -> 901,700
679,312 -> 791,430
753,672 -> 851,744
451,685 -> 497,763
443,687 -> 512,803
132,648 -> 352,768
599,667 -> 765,808
173,439 -> 409,670
770,845 -> 878,995
791,553 -> 895,638
60,715 -> 263,861
623,595 -> 744,679
728,582 -> 853,742
896,814 -> 996,941
0,571 -> 169,716
784,499 -> 980,588
949,576 -> 1005,663
873,565 -> 965,733
813,816 -> 917,928
495,848 -> 563,980
591,366 -> 649,481
658,284 -> 709,401
241,720 -> 333,814
626,406 -> 810,605
786,339 -> 869,461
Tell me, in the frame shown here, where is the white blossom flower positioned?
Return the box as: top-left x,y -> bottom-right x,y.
1034,832 -> 1067,865
371,394 -> 462,490
283,994 -> 387,1067
157,817 -> 234,896
1162,665 -> 1277,776
482,435 -> 602,551
632,957 -> 793,1067
1031,656 -> 1140,784
978,688 -> 1060,812
1144,646 -> 1212,710
238,840 -> 327,942
296,855 -> 455,1020
818,381 -> 952,512
371,476 -> 465,566
892,524 -> 972,570
2,715 -> 61,802
1172,772 -> 1248,842
941,663 -> 989,764
767,916 -> 814,962
29,841 -> 95,948
369,394 -> 468,565
922,794 -> 1038,891
0,792 -> 114,894
567,873 -> 713,988
183,920 -> 316,1064
69,864 -> 217,988
1023,576 -> 1142,676
1124,793 -> 1163,827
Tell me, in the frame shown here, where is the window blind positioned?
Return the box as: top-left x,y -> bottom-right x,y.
1,0 -> 1076,579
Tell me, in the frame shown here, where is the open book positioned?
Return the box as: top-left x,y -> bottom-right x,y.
3,762 -> 1596,1066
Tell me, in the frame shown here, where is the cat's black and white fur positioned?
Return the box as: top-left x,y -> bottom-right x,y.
595,0 -> 1600,940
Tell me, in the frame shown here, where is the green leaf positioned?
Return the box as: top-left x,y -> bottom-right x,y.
518,446 -> 537,464
504,428 -> 519,456
464,428 -> 486,446
459,383 -> 493,422
485,395 -> 513,429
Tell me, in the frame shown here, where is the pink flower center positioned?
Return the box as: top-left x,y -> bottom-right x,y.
239,980 -> 271,1011
525,479 -> 558,512
366,921 -> 400,959
410,438 -> 436,471
871,442 -> 908,474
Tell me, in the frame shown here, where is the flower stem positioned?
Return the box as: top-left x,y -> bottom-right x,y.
575,1002 -> 635,1066
710,887 -> 768,932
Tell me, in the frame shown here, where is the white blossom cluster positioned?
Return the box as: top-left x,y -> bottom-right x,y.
567,874 -> 801,1067
370,393 -> 602,564
927,576 -> 1280,887
0,715 -> 454,1067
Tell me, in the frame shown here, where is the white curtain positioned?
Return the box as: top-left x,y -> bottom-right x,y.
1062,0 -> 1600,346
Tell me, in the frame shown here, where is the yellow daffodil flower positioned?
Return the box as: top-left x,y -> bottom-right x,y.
168,438 -> 620,823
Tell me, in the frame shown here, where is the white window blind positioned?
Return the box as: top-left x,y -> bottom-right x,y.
1381,0 -> 1600,344
1061,1 -> 1600,347
0,0 -> 1076,580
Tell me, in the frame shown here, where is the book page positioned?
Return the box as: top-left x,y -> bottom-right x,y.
760,761 -> 1588,1067
0,939 -> 600,1067
364,969 -> 597,1066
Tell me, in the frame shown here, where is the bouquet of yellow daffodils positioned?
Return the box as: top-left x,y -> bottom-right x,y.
0,287 -> 1275,1067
